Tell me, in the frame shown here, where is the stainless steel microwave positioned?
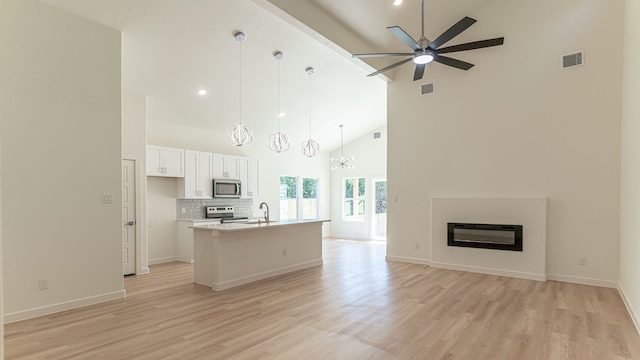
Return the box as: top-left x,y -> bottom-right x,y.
213,179 -> 241,198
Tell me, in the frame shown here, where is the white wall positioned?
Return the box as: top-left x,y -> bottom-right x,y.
1,103 -> 4,359
330,125 -> 387,239
0,0 -> 124,322
619,0 -> 640,331
123,91 -> 150,274
147,120 -> 331,233
147,177 -> 179,264
431,197 -> 547,280
387,0 -> 624,285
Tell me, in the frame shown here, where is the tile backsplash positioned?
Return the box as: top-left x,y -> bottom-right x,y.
176,198 -> 253,220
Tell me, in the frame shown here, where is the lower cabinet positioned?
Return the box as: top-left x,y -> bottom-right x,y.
176,221 -> 194,263
176,219 -> 221,263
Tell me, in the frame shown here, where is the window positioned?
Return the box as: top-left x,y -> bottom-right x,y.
343,177 -> 365,221
280,176 -> 319,220
280,176 -> 297,220
302,178 -> 319,219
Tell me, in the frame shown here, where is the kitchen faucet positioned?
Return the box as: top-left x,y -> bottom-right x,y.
259,202 -> 270,224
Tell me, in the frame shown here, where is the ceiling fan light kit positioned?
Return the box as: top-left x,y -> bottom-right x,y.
413,50 -> 434,64
352,0 -> 504,81
227,31 -> 253,147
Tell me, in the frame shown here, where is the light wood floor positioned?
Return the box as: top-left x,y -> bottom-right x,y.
5,239 -> 640,359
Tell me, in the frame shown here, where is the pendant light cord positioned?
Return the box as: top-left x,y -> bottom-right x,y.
308,71 -> 312,139
277,56 -> 281,132
239,37 -> 243,126
341,126 -> 345,158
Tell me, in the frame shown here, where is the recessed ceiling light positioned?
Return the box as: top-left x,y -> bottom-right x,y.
278,112 -> 285,117
197,89 -> 207,95
393,0 -> 403,6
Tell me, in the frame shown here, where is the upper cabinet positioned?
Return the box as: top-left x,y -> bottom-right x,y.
178,150 -> 213,199
147,145 -> 184,177
239,157 -> 260,198
212,154 -> 239,180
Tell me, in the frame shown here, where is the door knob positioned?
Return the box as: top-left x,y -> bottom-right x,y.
126,221 -> 136,226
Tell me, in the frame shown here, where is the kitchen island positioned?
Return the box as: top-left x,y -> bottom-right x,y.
191,219 -> 329,291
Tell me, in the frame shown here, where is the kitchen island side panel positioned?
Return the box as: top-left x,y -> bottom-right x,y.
193,222 -> 323,290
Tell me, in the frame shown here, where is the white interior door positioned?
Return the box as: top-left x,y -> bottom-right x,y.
122,159 -> 136,275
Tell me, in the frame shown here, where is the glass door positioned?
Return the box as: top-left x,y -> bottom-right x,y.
372,179 -> 387,240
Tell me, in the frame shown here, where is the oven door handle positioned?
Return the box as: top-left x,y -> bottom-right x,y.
236,182 -> 241,196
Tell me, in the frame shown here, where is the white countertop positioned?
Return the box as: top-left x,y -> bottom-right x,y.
191,219 -> 330,232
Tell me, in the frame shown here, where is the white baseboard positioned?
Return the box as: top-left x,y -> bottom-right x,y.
431,261 -> 547,282
137,267 -> 150,275
619,284 -> 640,334
148,256 -> 178,265
546,273 -> 617,288
330,233 -> 371,241
4,290 -> 125,324
385,255 -> 430,265
212,259 -> 323,291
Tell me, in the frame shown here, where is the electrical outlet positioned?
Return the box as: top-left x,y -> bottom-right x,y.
181,207 -> 186,214
39,278 -> 49,290
415,243 -> 420,250
579,256 -> 587,266
282,249 -> 287,256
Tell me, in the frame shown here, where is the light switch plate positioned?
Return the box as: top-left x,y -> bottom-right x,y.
102,193 -> 114,204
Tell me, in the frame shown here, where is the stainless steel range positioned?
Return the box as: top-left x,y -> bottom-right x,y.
205,206 -> 249,223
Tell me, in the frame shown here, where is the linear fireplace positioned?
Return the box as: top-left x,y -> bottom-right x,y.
447,223 -> 523,251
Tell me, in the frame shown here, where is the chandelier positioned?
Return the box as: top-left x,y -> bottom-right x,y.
331,124 -> 354,169
301,67 -> 320,157
227,31 -> 253,146
268,51 -> 290,153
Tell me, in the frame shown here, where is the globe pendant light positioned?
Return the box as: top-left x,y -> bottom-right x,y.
268,51 -> 290,153
227,31 -> 253,146
331,124 -> 354,169
301,67 -> 320,157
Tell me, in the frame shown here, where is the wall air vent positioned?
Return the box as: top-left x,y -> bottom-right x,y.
373,132 -> 381,139
562,51 -> 584,69
420,82 -> 434,95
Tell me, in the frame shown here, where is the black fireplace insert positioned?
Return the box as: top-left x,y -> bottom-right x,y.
447,223 -> 523,251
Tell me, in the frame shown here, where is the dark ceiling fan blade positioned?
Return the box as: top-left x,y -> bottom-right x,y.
352,52 -> 414,58
367,57 -> 414,77
428,16 -> 477,50
436,37 -> 504,54
413,64 -> 426,81
432,54 -> 474,70
387,26 -> 421,51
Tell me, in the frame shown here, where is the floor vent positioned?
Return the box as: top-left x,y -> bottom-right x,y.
420,82 -> 434,95
562,51 -> 584,69
373,132 -> 381,139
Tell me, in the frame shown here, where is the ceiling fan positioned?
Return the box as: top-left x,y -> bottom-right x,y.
352,0 -> 504,81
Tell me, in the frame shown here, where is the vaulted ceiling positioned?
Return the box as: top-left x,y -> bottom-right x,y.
41,0 -> 495,151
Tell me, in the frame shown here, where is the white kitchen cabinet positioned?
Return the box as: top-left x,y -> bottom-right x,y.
212,153 -> 239,180
147,145 -> 185,177
178,150 -> 213,199
239,157 -> 260,198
